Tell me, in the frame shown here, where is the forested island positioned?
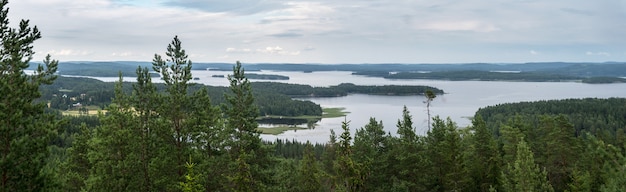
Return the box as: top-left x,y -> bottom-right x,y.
246,73 -> 290,80
31,60 -> 626,84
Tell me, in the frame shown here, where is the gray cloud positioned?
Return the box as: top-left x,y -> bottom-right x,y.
268,32 -> 303,38
162,0 -> 286,15
8,0 -> 626,63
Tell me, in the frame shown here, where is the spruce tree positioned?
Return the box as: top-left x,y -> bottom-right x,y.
87,77 -> 141,191
223,61 -> 272,190
425,116 -> 469,191
130,66 -> 161,191
353,117 -> 387,191
390,106 -> 430,191
0,0 -> 60,190
60,124 -> 91,191
297,142 -> 322,192
500,139 -> 554,192
334,120 -> 365,191
466,115 -> 500,191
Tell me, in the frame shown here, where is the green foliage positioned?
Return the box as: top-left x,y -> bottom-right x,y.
425,116 -> 469,191
226,150 -> 257,192
387,70 -> 580,82
465,115 -> 501,191
334,120 -> 366,191
500,139 -> 554,192
0,0 -> 61,190
297,142 -> 322,192
223,61 -> 274,191
179,158 -> 203,192
353,118 -> 389,191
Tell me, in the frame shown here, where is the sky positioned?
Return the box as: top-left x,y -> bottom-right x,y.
9,0 -> 626,64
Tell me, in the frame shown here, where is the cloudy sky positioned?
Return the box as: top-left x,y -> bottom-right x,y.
9,0 -> 626,64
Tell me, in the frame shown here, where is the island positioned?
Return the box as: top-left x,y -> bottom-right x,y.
246,73 -> 290,80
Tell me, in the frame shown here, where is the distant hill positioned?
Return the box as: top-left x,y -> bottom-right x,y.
28,61 -> 626,80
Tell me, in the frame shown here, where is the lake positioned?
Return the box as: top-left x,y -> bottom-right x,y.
70,70 -> 626,144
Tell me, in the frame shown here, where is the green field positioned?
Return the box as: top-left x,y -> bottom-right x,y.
256,107 -> 349,135
61,105 -> 104,116
257,126 -> 309,135
322,107 -> 349,118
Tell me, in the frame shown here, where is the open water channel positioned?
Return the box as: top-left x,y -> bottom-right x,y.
74,70 -> 626,143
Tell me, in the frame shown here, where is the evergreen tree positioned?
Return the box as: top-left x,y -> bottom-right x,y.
500,139 -> 554,192
567,169 -> 592,192
227,149 -> 257,192
223,61 -> 273,190
60,124 -> 91,191
389,106 -> 431,191
130,66 -> 162,191
334,120 -> 366,191
424,89 -> 437,131
466,115 -> 500,191
320,129 -> 338,190
499,123 -> 526,165
540,115 -> 579,191
297,141 -> 322,192
0,0 -> 60,189
152,36 -> 194,178
353,117 -> 388,191
396,106 -> 417,143
87,77 -> 142,191
179,157 -> 204,192
425,116 -> 469,191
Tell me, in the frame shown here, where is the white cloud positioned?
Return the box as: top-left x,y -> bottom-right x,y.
111,52 -> 134,57
586,51 -> 611,56
256,46 -> 300,55
226,48 -> 253,53
46,49 -> 92,56
10,0 -> 626,63
418,20 -> 500,33
226,46 -> 301,56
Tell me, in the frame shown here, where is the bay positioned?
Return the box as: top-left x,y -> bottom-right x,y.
67,70 -> 626,144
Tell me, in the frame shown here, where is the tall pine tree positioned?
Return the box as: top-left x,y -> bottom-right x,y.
500,139 -> 554,192
0,0 -> 60,190
223,61 -> 273,191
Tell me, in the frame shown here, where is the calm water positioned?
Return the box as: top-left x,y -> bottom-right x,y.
66,70 -> 626,144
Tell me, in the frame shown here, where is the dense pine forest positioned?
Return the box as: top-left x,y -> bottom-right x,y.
2,1 -> 626,191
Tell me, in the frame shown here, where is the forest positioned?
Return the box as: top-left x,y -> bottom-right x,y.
40,76 -> 441,116
2,1 -> 626,191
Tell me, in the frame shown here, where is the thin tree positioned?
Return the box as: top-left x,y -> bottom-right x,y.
152,35 -> 194,178
424,89 -> 437,131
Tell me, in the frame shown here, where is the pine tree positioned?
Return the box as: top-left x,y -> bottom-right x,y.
353,117 -> 388,191
223,61 -> 273,190
227,150 -> 257,192
500,139 -> 554,192
334,120 -> 366,191
390,106 -> 430,191
0,0 -> 60,190
87,77 -> 142,191
320,129 -> 338,190
130,66 -> 161,191
152,36 -> 194,179
60,124 -> 91,191
425,116 -> 469,191
541,115 -> 579,191
466,115 -> 500,191
297,141 -> 322,192
397,106 -> 417,143
424,89 -> 437,131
